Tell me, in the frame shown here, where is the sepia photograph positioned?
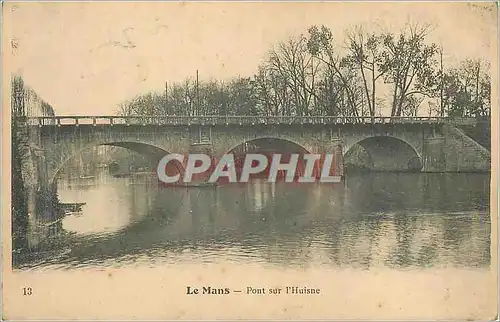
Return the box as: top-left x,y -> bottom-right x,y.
2,1 -> 498,320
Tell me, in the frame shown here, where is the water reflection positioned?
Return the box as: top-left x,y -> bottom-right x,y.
21,172 -> 490,270
58,173 -> 156,236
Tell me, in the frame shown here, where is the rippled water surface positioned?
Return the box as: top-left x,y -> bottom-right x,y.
20,172 -> 491,270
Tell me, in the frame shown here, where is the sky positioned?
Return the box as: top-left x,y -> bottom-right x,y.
4,2 -> 498,115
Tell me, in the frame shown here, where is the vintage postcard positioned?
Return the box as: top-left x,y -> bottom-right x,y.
2,1 -> 498,320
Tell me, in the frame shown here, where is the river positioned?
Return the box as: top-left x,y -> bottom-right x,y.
18,172 -> 490,270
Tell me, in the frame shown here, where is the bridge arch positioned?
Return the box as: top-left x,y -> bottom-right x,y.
344,136 -> 422,172
49,141 -> 184,186
223,137 -> 312,156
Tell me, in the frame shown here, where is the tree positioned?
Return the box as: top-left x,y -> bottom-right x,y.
253,65 -> 276,116
256,61 -> 291,116
263,36 -> 320,116
442,59 -> 491,117
225,77 -> 258,115
344,25 -> 386,119
378,23 -> 439,116
306,25 -> 362,117
11,76 -> 29,253
11,76 -> 62,259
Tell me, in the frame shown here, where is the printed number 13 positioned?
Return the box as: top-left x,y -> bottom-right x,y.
22,287 -> 32,296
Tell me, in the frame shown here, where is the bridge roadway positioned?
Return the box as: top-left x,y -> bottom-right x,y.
20,115 -> 490,188
26,115 -> 476,126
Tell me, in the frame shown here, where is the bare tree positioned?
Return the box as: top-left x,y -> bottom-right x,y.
266,36 -> 320,116
378,23 -> 439,117
306,25 -> 360,117
345,25 -> 386,119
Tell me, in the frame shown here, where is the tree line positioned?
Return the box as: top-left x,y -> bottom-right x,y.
118,23 -> 491,119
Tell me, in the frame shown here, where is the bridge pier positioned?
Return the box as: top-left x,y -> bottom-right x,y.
422,137 -> 447,172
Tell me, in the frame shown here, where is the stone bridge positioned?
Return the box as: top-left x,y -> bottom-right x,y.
25,115 -> 491,185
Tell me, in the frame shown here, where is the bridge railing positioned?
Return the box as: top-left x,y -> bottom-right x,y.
25,115 -> 459,126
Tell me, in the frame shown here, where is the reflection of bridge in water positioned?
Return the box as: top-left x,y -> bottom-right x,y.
23,172 -> 489,270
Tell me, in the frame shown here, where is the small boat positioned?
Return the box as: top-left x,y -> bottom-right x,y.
64,211 -> 83,217
177,182 -> 218,188
79,175 -> 95,180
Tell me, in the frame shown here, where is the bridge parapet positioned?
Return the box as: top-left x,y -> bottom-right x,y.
25,115 -> 454,127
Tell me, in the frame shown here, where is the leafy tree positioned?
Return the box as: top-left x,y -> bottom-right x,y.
443,59 -> 491,117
